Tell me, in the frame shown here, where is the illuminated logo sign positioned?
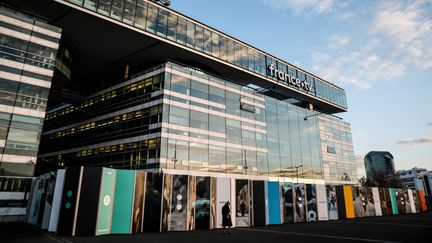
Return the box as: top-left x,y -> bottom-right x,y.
268,64 -> 313,92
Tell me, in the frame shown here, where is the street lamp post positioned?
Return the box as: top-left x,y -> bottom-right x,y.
243,149 -> 248,174
282,165 -> 303,183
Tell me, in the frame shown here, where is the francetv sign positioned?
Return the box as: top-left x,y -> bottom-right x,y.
268,64 -> 313,92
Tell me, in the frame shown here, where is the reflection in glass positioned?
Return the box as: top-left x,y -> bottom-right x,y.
156,8 -> 168,37
123,0 -> 137,25
134,0 -> 148,28
97,0 -> 112,16
110,0 -> 124,20
83,0 -> 97,10
186,21 -> 195,48
167,13 -> 177,40
145,3 -> 158,33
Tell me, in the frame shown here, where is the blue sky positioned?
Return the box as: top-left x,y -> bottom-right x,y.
170,0 -> 432,171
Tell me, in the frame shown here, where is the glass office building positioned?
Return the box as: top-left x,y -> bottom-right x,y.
0,7 -> 61,221
38,61 -> 325,180
364,151 -> 396,183
1,0 -> 356,185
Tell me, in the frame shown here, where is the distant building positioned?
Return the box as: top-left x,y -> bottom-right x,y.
397,167 -> 432,196
355,154 -> 366,179
364,151 -> 396,185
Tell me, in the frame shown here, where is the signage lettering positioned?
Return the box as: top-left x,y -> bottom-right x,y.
268,64 -> 313,92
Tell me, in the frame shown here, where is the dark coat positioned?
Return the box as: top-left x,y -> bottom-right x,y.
222,204 -> 232,227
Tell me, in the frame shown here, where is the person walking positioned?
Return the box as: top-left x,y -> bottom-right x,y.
222,201 -> 232,234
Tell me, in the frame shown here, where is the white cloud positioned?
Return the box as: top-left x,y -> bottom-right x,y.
369,0 -> 432,70
261,0 -> 337,14
309,0 -> 432,89
331,34 -> 351,45
337,12 -> 356,20
396,137 -> 432,146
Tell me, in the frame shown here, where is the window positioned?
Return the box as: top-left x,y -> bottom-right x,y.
195,25 -> 204,51
169,106 -> 189,126
97,0 -> 112,16
83,0 -> 97,10
176,17 -> 187,44
170,74 -> 190,95
209,115 -> 225,133
219,36 -> 228,61
234,42 -> 241,66
327,146 -> 336,154
156,8 -> 168,37
203,28 -> 211,54
110,0 -> 124,20
190,110 -> 208,130
134,0 -> 148,28
123,0 -> 137,25
186,21 -> 195,48
145,3 -> 158,33
190,80 -> 208,100
211,32 -> 219,57
167,13 -> 177,40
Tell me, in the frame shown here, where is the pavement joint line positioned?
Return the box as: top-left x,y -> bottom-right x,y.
235,228 -> 400,243
346,221 -> 432,228
40,232 -> 74,243
23,223 -> 73,243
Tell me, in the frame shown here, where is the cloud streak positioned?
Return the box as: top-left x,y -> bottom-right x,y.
396,137 -> 432,146
261,0 -> 338,14
309,0 -> 432,89
427,122 -> 432,126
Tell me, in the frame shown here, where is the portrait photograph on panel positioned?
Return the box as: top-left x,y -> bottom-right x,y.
169,175 -> 189,231
281,182 -> 294,224
412,190 -> 420,213
352,187 -> 366,217
161,174 -> 173,232
365,187 -> 376,216
293,183 -> 306,223
403,190 -> 412,214
187,176 -> 197,231
235,180 -> 250,227
210,178 -> 217,229
396,189 -> 406,214
305,184 -> 317,222
326,185 -> 338,220
143,173 -> 163,232
132,172 -> 146,234
379,188 -> 389,216
195,177 -> 210,230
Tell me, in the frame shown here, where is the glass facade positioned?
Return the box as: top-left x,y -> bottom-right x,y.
62,0 -> 347,109
318,115 -> 357,184
38,62 -> 326,180
0,8 -> 61,177
364,151 -> 395,182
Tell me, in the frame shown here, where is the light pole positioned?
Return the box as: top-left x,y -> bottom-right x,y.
284,165 -> 303,183
243,149 -> 248,174
172,140 -> 179,170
